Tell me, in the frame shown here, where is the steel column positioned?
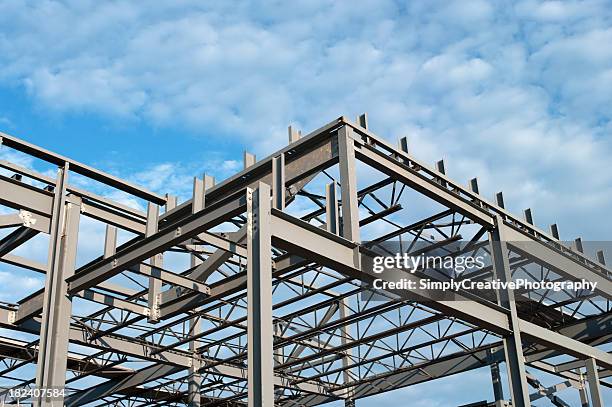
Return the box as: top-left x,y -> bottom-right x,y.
146,202 -> 162,323
577,369 -> 590,407
272,153 -> 285,210
188,176 -> 206,407
247,183 -> 274,406
326,182 -> 339,234
340,297 -> 355,406
35,164 -> 81,406
490,215 -> 531,407
488,347 -> 505,403
586,358 -> 604,407
338,126 -> 360,243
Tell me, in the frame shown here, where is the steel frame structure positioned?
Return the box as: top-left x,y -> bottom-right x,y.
0,115 -> 609,406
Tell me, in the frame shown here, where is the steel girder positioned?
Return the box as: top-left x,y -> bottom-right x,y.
0,117 -> 609,406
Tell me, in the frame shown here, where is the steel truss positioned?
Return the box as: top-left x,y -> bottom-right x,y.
0,115 -> 610,406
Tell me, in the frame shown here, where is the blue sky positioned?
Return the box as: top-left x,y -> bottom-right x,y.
0,0 -> 611,405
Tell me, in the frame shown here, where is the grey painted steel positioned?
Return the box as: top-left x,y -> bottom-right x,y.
188,176 -> 205,407
586,358 -> 604,407
35,166 -> 80,406
340,297 -> 355,404
489,217 -> 531,407
503,225 -> 612,299
244,151 -> 256,169
272,153 -> 285,210
326,182 -> 339,234
288,125 -> 301,143
399,136 -> 409,154
598,250 -> 607,265
0,131 -> 166,204
0,117 -> 610,406
338,126 -> 360,243
247,183 -> 275,406
488,348 -> 504,402
146,202 -> 162,323
103,225 -> 117,258
578,370 -> 590,407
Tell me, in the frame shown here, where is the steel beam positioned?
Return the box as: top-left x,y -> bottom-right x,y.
503,224 -> 612,299
2,118 -> 611,407
67,193 -> 246,294
0,174 -> 53,217
0,132 -> 166,204
0,226 -> 39,256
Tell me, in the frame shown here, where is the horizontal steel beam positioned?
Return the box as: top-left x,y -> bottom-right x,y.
68,193 -> 247,294
270,209 -> 612,369
270,208 -> 511,334
354,140 -> 494,227
1,132 -> 166,204
503,224 -> 612,298
0,175 -> 53,217
0,309 -> 330,397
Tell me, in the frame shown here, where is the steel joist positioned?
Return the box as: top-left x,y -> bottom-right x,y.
0,117 -> 609,406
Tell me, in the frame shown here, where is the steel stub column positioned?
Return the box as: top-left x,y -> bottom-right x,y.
247,182 -> 274,407
338,125 -> 360,244
272,153 -> 285,210
35,164 -> 81,406
326,182 -> 339,235
489,215 -> 531,407
146,203 -> 162,323
586,358 -> 603,407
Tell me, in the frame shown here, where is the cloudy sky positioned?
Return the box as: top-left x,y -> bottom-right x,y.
1,0 -> 611,405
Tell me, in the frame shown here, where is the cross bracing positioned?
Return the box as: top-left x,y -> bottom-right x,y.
0,115 -> 609,406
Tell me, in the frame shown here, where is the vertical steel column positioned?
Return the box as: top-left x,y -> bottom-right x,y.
340,297 -> 355,407
244,151 -> 256,169
187,176 -> 206,407
338,126 -> 360,243
489,215 -> 531,407
247,182 -> 274,407
103,225 -> 117,259
488,347 -> 505,405
338,126 -> 358,406
326,182 -> 339,234
357,113 -> 368,129
272,154 -> 285,210
586,358 -> 603,407
576,369 -> 589,407
35,164 -> 81,406
288,125 -> 301,143
146,203 -> 162,323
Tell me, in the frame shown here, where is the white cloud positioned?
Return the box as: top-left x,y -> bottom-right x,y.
0,3 -> 611,403
0,270 -> 43,304
0,0 -> 610,242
